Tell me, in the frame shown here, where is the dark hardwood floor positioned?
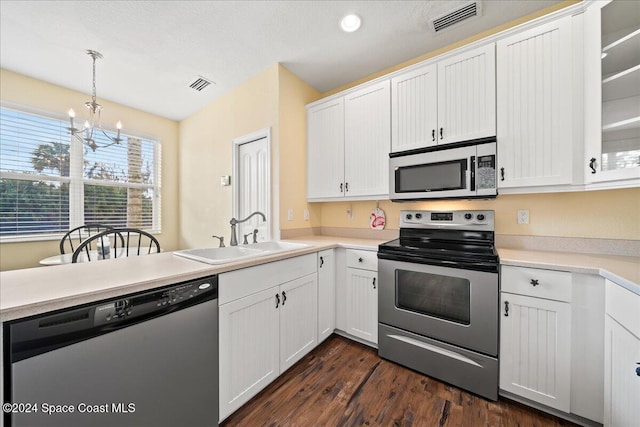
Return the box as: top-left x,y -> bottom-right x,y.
222,335 -> 577,427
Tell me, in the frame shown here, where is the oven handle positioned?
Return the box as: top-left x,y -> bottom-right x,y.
388,334 -> 482,368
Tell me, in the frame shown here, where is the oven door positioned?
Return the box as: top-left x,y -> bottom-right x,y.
378,258 -> 498,356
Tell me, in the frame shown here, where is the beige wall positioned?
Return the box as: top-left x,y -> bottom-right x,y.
315,188 -> 640,239
277,65 -> 322,231
0,69 -> 180,270
178,65 -> 280,249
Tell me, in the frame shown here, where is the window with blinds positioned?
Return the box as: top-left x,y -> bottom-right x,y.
0,106 -> 161,241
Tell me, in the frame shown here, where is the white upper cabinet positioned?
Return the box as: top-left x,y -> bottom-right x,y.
391,44 -> 496,153
307,98 -> 345,199
391,64 -> 438,152
344,81 -> 391,198
584,0 -> 640,187
307,81 -> 390,201
437,43 -> 496,145
497,15 -> 574,189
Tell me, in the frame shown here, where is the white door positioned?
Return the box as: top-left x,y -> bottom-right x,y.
218,287 -> 280,420
437,43 -> 496,144
317,249 -> 336,343
279,273 -> 318,372
346,267 -> 378,344
233,130 -> 270,242
344,80 -> 391,198
500,292 -> 571,412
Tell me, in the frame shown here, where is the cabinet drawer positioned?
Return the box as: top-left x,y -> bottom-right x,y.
501,265 -> 572,302
346,249 -> 377,271
606,280 -> 640,338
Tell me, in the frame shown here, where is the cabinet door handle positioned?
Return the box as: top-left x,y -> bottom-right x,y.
319,256 -> 324,268
440,127 -> 443,140
275,293 -> 280,309
636,362 -> 640,377
504,301 -> 509,317
589,157 -> 597,174
281,291 -> 287,306
372,277 -> 376,289
500,167 -> 505,181
345,182 -> 349,192
432,129 -> 435,142
340,183 -> 343,192
530,279 -> 539,287
358,257 -> 363,263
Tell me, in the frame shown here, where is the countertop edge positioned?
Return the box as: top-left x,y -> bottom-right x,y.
498,248 -> 640,296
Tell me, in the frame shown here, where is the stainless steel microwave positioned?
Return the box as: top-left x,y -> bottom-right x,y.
389,139 -> 497,200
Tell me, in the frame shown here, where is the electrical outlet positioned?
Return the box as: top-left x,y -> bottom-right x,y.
304,209 -> 310,220
517,209 -> 529,225
287,209 -> 294,221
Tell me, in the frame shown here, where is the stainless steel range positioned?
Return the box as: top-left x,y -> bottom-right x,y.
377,210 -> 499,400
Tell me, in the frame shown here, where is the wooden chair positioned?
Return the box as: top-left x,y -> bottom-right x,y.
72,228 -> 160,263
59,224 -> 115,254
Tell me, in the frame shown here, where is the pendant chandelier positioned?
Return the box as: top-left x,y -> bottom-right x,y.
67,50 -> 122,152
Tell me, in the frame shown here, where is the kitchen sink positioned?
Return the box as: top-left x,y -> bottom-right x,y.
173,241 -> 311,265
249,241 -> 311,252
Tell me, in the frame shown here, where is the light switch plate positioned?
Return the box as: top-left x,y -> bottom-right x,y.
287,209 -> 294,221
220,175 -> 231,186
304,209 -> 310,220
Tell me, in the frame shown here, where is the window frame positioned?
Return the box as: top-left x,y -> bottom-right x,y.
0,102 -> 162,243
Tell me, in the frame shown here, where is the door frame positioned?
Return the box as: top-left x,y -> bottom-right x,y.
231,127 -> 274,240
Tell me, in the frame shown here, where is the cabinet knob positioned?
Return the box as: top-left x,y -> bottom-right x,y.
358,257 -> 363,263
589,157 -> 597,174
636,367 -> 640,377
530,279 -> 539,287
504,301 -> 509,317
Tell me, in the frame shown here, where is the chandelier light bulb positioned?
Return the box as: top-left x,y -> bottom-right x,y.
116,121 -> 122,130
68,109 -> 75,118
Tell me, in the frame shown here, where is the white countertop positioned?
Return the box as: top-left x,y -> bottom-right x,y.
2,235 -> 638,322
498,248 -> 640,295
0,237 -> 383,322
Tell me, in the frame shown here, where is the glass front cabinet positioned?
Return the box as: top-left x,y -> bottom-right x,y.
584,0 -> 640,186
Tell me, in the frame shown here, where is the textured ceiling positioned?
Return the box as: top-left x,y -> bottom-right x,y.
0,1 -> 563,121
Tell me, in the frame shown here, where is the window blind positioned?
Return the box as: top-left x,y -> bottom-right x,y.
0,106 -> 161,241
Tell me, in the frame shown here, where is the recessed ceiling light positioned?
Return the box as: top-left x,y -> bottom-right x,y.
340,14 -> 361,33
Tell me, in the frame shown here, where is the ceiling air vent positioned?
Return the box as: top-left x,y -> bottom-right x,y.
430,1 -> 482,33
188,76 -> 214,92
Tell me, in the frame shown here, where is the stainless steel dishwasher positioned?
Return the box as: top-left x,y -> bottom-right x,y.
2,275 -> 218,427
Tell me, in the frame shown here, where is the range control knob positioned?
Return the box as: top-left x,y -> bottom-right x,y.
477,214 -> 485,221
405,214 -> 413,220
464,213 -> 473,220
415,213 -> 422,219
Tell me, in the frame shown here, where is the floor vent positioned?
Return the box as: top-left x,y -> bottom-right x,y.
430,1 -> 481,33
189,76 -> 214,92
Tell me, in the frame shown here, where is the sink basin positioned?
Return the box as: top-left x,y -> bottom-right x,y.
173,241 -> 311,265
174,246 -> 267,265
249,241 -> 311,252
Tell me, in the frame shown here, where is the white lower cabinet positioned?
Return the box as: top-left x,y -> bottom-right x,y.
317,249 -> 336,343
218,255 -> 318,421
500,265 -> 572,412
345,249 -> 378,345
604,280 -> 640,427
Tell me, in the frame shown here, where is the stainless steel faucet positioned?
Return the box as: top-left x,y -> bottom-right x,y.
229,211 -> 266,246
